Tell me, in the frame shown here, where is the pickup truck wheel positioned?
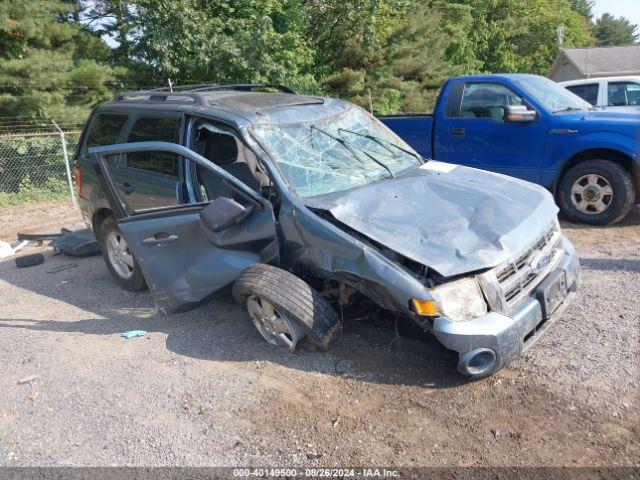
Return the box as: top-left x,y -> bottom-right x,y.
97,216 -> 147,291
558,160 -> 635,226
232,264 -> 341,351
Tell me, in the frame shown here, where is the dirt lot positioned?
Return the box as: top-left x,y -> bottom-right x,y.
0,201 -> 638,468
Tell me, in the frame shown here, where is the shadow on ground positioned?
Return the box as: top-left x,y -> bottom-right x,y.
0,251 -> 463,389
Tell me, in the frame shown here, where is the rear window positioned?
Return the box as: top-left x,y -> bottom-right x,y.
86,113 -> 128,148
125,116 -> 182,177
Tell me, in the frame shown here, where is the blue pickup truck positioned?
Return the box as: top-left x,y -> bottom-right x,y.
380,74 -> 640,225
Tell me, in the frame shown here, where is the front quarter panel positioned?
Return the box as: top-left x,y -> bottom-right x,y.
278,197 -> 433,314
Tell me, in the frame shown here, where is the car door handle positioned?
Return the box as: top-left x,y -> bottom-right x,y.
451,128 -> 466,138
141,234 -> 178,245
121,182 -> 135,194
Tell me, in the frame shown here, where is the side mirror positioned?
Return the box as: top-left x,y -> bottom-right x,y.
200,197 -> 253,233
504,105 -> 537,123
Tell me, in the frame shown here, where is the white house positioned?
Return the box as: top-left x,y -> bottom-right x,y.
549,45 -> 640,82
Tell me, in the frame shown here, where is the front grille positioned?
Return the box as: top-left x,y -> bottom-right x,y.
478,221 -> 563,314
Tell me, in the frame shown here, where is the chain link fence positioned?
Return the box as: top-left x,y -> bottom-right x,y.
0,128 -> 80,208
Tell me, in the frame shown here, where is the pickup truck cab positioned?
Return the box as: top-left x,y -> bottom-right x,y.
560,76 -> 640,111
380,74 -> 640,225
74,84 -> 580,378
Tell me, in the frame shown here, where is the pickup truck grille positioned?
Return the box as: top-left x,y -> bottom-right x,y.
478,221 -> 563,314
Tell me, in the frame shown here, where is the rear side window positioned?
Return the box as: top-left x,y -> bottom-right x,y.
608,82 -> 640,107
566,84 -> 599,105
86,113 -> 128,148
125,117 -> 181,177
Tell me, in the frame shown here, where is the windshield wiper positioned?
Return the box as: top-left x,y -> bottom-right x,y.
310,125 -> 395,178
337,128 -> 423,165
553,107 -> 584,113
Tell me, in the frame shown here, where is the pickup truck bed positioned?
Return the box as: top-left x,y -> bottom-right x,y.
379,115 -> 433,159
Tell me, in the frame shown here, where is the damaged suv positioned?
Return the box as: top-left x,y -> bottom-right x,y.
74,84 -> 580,377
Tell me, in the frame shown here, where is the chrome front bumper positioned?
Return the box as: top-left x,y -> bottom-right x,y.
432,236 -> 580,377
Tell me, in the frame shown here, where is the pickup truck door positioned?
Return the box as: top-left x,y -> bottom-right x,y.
90,141 -> 279,313
443,81 -> 546,184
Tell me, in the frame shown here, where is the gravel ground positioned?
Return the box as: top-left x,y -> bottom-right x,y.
0,203 -> 638,467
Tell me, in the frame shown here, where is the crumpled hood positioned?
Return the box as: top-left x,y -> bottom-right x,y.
304,162 -> 559,277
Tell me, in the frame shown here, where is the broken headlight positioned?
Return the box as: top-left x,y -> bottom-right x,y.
430,277 -> 487,322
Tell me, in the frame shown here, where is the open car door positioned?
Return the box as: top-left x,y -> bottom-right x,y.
89,141 -> 279,313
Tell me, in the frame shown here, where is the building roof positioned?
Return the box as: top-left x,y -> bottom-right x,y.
549,45 -> 640,78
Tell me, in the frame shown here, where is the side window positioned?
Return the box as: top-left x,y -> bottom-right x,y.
566,84 -> 599,105
105,117 -> 183,213
125,117 -> 181,177
86,113 -> 128,148
608,82 -> 640,107
459,83 -> 523,122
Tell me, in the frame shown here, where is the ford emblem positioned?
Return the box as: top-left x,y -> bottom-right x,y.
529,252 -> 551,273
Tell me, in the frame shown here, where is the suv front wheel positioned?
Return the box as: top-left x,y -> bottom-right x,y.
98,216 -> 147,291
557,159 -> 635,226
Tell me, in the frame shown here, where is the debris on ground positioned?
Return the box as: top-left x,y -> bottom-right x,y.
0,241 -> 12,259
17,375 -> 39,385
0,239 -> 29,259
51,229 -> 100,257
46,263 -> 79,274
17,231 -> 62,245
120,330 -> 147,340
15,253 -> 45,269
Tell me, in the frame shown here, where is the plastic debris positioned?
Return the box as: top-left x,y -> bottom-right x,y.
121,330 -> 147,340
51,229 -> 101,257
17,375 -> 39,385
0,241 -> 13,259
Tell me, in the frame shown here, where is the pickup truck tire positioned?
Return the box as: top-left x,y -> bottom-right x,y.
97,216 -> 147,292
558,160 -> 635,226
233,264 -> 341,351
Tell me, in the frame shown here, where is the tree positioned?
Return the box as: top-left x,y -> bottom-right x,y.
595,13 -> 639,46
0,0 -> 125,124
123,0 -> 318,89
569,0 -> 594,20
441,0 -> 593,75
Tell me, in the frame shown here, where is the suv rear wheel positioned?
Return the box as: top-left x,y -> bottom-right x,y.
97,216 -> 147,291
557,159 -> 635,226
232,264 -> 341,351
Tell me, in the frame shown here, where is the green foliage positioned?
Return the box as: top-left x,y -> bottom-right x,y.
0,133 -> 77,206
0,0 -> 125,124
441,0 -> 594,75
595,13 -> 639,46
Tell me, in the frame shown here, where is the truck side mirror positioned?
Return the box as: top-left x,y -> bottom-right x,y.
504,105 -> 537,123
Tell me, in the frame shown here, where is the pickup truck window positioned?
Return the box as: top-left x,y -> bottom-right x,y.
459,83 -> 523,122
565,83 -> 599,105
608,82 -> 640,107
252,107 -> 420,197
86,113 -> 128,148
513,76 -> 590,113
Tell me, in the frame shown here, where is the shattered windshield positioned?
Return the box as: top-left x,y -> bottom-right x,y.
251,107 -> 422,197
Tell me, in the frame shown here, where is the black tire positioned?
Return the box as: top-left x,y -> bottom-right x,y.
232,264 -> 341,351
15,253 -> 45,268
557,159 -> 635,226
97,216 -> 147,291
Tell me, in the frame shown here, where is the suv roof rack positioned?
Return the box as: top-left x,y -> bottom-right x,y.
113,83 -> 297,104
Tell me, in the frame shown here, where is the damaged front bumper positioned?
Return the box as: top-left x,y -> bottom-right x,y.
432,236 -> 580,377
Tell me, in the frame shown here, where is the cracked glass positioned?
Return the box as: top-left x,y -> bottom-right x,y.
251,107 -> 422,197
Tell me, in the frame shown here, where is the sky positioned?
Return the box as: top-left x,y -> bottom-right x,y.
592,0 -> 640,28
